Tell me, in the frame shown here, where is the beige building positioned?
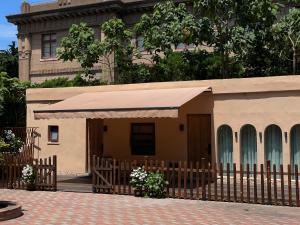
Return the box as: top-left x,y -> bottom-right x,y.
27,75 -> 300,175
7,0 -> 161,83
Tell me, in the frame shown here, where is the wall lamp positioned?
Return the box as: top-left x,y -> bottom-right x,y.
179,124 -> 185,132
103,125 -> 108,132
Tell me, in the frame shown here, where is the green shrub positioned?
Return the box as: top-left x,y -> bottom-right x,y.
145,172 -> 168,198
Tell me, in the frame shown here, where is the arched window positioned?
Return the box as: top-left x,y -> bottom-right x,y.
265,125 -> 282,167
291,125 -> 300,168
218,125 -> 233,166
240,125 -> 257,169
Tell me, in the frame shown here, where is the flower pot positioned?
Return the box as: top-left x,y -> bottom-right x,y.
26,183 -> 36,191
134,189 -> 144,197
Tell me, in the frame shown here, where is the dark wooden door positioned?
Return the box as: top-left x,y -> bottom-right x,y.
87,119 -> 104,173
188,114 -> 212,163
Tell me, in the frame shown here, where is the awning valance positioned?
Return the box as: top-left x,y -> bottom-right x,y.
34,87 -> 211,120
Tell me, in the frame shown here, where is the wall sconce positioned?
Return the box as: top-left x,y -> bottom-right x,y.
103,125 -> 108,132
179,124 -> 184,132
285,132 -> 288,143
259,132 -> 262,143
235,132 -> 238,143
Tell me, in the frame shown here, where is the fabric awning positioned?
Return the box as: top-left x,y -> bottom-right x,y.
34,87 -> 210,119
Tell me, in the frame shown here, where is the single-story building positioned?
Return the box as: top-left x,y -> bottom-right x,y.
27,75 -> 300,175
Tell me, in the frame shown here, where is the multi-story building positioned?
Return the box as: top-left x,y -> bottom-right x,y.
7,0 -> 161,83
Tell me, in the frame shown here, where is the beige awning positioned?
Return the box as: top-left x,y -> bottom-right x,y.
34,87 -> 211,120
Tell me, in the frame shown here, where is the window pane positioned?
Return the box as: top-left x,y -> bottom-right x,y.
43,34 -> 50,41
291,125 -> 300,168
136,36 -> 144,51
131,123 -> 155,155
49,126 -> 59,142
265,125 -> 282,168
241,125 -> 257,170
50,34 -> 56,41
218,125 -> 233,166
51,43 -> 57,57
176,43 -> 186,49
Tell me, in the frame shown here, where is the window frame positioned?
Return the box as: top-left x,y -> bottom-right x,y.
48,125 -> 59,143
130,123 -> 156,156
41,33 -> 57,59
135,35 -> 145,52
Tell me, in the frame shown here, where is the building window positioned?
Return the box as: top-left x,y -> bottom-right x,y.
217,125 -> 233,166
291,125 -> 300,168
136,35 -> 145,51
240,124 -> 257,170
265,125 -> 282,167
176,43 -> 195,50
131,123 -> 155,155
48,126 -> 59,143
42,33 -> 57,59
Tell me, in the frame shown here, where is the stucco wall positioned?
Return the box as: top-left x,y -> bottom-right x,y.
27,103 -> 87,175
102,93 -> 214,161
213,91 -> 300,167
26,76 -> 300,174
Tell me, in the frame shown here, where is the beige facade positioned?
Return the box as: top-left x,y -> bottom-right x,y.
27,75 -> 300,175
7,0 -> 157,83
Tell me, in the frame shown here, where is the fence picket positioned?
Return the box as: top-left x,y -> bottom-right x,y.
227,163 -> 230,202
214,163 -> 218,201
261,164 -> 265,204
240,164 -> 244,203
220,163 -> 224,201
184,161 -> 187,199
233,163 -> 237,202
254,164 -> 257,204
280,164 -> 285,206
208,163 -> 211,201
201,159 -> 206,200
288,165 -> 292,206
247,164 -> 250,203
267,161 -> 272,205
190,162 -> 194,199
196,162 -> 200,200
273,164 -> 277,205
178,161 -> 182,198
295,165 -> 299,207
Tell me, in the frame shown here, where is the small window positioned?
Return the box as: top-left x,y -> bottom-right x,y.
131,123 -> 155,155
48,126 -> 59,143
42,33 -> 57,59
136,35 -> 145,51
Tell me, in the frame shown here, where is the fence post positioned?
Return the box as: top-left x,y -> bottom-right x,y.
53,155 -> 57,191
267,161 -> 272,205
92,155 -> 96,193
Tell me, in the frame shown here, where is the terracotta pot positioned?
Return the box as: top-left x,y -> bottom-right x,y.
26,183 -> 36,191
134,189 -> 144,197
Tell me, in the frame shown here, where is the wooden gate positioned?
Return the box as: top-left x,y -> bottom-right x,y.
92,155 -> 113,193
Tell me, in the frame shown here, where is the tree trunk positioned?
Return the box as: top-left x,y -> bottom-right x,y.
293,49 -> 297,75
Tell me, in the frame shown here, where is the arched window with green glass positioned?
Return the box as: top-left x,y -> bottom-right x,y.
240,124 -> 257,169
264,125 -> 282,168
218,125 -> 233,166
291,125 -> 300,168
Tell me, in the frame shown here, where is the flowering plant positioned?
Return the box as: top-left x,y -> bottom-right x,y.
130,167 -> 148,192
22,165 -> 36,185
0,130 -> 24,154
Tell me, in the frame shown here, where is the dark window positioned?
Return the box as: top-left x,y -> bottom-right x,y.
136,35 -> 145,51
48,126 -> 59,143
42,33 -> 57,59
131,123 -> 155,155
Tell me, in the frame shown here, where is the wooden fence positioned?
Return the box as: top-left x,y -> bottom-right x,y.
93,156 -> 300,207
0,155 -> 57,191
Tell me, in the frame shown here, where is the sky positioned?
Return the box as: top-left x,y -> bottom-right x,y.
0,1 -> 50,50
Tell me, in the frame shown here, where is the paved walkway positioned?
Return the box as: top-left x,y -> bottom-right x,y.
1,190 -> 300,225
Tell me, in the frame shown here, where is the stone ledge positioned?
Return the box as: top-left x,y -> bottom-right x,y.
0,201 -> 23,221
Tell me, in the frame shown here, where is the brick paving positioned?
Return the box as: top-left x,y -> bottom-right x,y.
1,190 -> 300,225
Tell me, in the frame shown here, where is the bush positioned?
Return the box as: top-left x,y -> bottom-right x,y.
130,167 -> 148,192
145,172 -> 168,198
0,130 -> 23,154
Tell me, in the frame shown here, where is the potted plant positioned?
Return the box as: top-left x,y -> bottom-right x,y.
130,167 -> 148,197
22,165 -> 36,191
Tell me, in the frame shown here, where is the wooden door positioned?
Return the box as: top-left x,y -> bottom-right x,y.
87,119 -> 104,173
188,114 -> 212,163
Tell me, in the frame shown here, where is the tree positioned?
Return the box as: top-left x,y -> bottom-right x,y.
135,1 -> 212,61
58,19 -> 133,82
0,72 -> 30,127
273,8 -> 300,75
0,42 -> 18,78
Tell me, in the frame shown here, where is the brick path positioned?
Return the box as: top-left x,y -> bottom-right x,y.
1,190 -> 300,225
